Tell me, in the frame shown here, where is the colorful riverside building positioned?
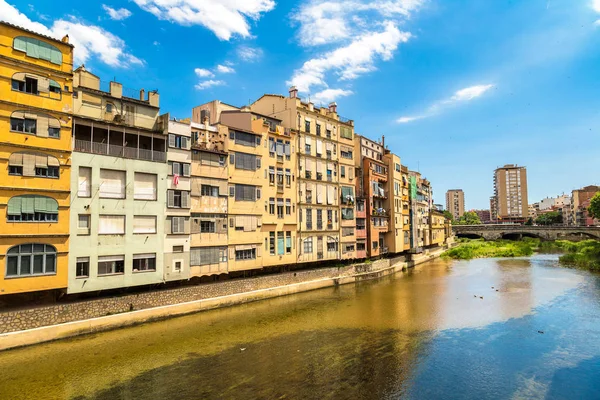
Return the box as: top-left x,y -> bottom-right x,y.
383,151 -> 406,254
251,88 -> 346,263
354,135 -> 390,257
0,22 -> 73,295
68,67 -> 167,293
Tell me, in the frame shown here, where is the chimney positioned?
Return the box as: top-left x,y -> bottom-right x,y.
148,90 -> 159,107
289,86 -> 298,98
308,102 -> 314,112
328,102 -> 337,113
382,135 -> 385,149
61,34 -> 69,44
139,89 -> 145,101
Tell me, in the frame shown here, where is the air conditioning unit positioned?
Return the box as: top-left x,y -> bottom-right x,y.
113,114 -> 123,123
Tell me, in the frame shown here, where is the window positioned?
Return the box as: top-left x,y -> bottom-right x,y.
234,184 -> 258,201
7,195 -> 58,222
305,143 -> 311,154
76,257 -> 89,278
342,227 -> 354,237
286,232 -> 292,254
134,173 -> 157,200
269,232 -> 276,255
99,169 -> 125,199
10,117 -> 36,134
277,168 -> 284,186
9,166 -> 23,175
168,190 -> 190,208
341,149 -> 353,159
269,138 -> 275,157
174,261 -> 182,272
168,134 -> 188,149
13,36 -> 63,65
277,232 -> 285,255
340,166 -> 346,178
97,255 -> 125,276
285,169 -> 292,186
316,124 -> 321,136
6,244 -> 56,277
277,199 -> 284,219
190,247 -> 227,265
106,103 -> 114,113
285,199 -> 291,215
305,120 -> 311,133
24,77 -> 38,94
201,185 -> 219,197
285,141 -> 291,161
133,216 -> 156,234
78,214 -> 90,235
269,198 -> 275,215
327,241 -> 338,252
340,126 -> 352,139
342,208 -> 354,220
306,209 -> 313,229
269,167 -> 275,185
35,166 -> 59,178
171,217 -> 187,234
133,254 -> 156,272
200,220 -> 216,233
48,127 -> 60,138
236,248 -> 256,260
232,131 -> 258,147
317,209 -> 323,229
99,215 -> 125,235
173,245 -> 184,253
327,210 -> 333,225
235,152 -> 260,170
303,238 -> 313,254
78,167 -> 91,197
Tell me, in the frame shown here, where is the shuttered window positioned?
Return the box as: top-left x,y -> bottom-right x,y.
167,190 -> 190,208
134,173 -> 157,200
7,195 -> 59,222
13,37 -> 63,64
78,167 -> 91,197
133,216 -> 156,234
233,131 -> 257,147
98,215 -> 125,235
234,184 -> 257,201
190,247 -> 227,266
99,169 -> 125,199
171,216 -> 188,234
234,152 -> 259,170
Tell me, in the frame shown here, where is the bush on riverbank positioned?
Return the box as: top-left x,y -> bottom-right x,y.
442,239 -> 534,260
557,240 -> 600,271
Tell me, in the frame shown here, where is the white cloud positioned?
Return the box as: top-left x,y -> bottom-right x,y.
396,84 -> 495,123
289,22 -> 410,93
194,68 -> 214,78
0,0 -> 142,67
237,45 -> 263,62
102,4 -> 132,20
195,80 -> 226,90
133,0 -> 275,40
312,88 -> 354,104
216,64 -> 235,73
593,0 -> 600,13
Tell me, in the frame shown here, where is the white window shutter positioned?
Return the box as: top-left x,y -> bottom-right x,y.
183,163 -> 190,177
169,134 -> 176,147
182,191 -> 190,208
167,190 -> 174,208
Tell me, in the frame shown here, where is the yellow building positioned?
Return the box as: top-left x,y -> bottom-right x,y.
400,165 -> 411,251
384,152 -> 404,254
0,22 -> 73,295
429,210 -> 446,247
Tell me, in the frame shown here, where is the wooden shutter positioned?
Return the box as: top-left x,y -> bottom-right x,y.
184,217 -> 191,234
229,186 -> 235,197
169,134 -> 176,147
181,191 -> 190,208
181,136 -> 188,149
183,163 -> 190,177
22,153 -> 36,176
167,190 -> 174,208
256,157 -> 261,170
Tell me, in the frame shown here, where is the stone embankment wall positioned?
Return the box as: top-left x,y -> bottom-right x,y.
0,259 -> 393,334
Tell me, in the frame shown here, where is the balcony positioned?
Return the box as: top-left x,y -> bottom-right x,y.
356,228 -> 367,238
373,190 -> 387,199
74,139 -> 166,162
356,208 -> 366,219
277,184 -> 284,194
381,246 -> 389,254
327,223 -> 333,230
372,208 -> 388,217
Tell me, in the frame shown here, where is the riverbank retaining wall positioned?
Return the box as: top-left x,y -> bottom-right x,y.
0,247 -> 447,350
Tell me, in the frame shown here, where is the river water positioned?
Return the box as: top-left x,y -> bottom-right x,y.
1,254 -> 600,400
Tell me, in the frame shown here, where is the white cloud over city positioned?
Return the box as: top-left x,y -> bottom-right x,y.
133,0 -> 276,40
0,0 -> 142,67
102,5 -> 132,20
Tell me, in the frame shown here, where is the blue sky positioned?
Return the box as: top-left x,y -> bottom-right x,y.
3,0 -> 600,209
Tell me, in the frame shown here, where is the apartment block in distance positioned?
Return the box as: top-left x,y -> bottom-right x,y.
355,135 -> 389,257
163,115 -> 191,281
251,87 -> 342,263
0,22 -> 73,296
445,189 -> 465,221
188,114 -> 229,278
68,67 -> 167,293
492,164 -> 528,223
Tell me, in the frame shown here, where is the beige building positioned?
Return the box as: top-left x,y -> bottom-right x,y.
492,164 -> 528,223
445,189 -> 465,220
384,152 -> 404,254
251,88 -> 342,263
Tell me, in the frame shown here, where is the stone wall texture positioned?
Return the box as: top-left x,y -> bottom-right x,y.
0,257 -> 407,334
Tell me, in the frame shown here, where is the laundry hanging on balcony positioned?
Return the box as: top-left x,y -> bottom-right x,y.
173,174 -> 180,186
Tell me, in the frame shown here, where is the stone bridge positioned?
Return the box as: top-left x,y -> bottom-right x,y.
453,225 -> 600,241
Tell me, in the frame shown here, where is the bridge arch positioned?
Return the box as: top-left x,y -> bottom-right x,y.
501,232 -> 542,241
557,231 -> 600,240
456,233 -> 484,240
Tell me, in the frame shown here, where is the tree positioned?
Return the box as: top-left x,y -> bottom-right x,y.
525,217 -> 533,226
535,211 -> 562,226
587,192 -> 600,220
454,211 -> 482,225
443,210 -> 454,222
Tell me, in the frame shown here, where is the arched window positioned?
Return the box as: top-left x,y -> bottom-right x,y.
11,72 -> 61,97
10,110 -> 61,138
303,237 -> 313,254
7,195 -> 58,222
6,244 -> 57,277
8,151 -> 60,178
13,36 -> 62,65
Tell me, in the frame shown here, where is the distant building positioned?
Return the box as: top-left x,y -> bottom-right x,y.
433,204 -> 444,211
492,164 -> 528,223
445,189 -> 465,221
473,209 -> 491,224
571,186 -> 600,226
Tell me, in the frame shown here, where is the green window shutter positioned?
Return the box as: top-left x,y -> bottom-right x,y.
50,48 -> 62,65
277,237 -> 285,255
7,197 -> 22,215
47,197 -> 59,214
26,38 -> 40,58
285,236 -> 291,250
34,196 -> 47,212
13,37 -> 27,52
22,196 -> 35,214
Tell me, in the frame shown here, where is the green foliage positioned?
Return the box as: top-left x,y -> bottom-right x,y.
525,217 -> 533,226
443,210 -> 454,222
587,192 -> 600,220
454,211 -> 482,225
558,240 -> 600,271
442,239 -> 534,260
535,211 -> 563,226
